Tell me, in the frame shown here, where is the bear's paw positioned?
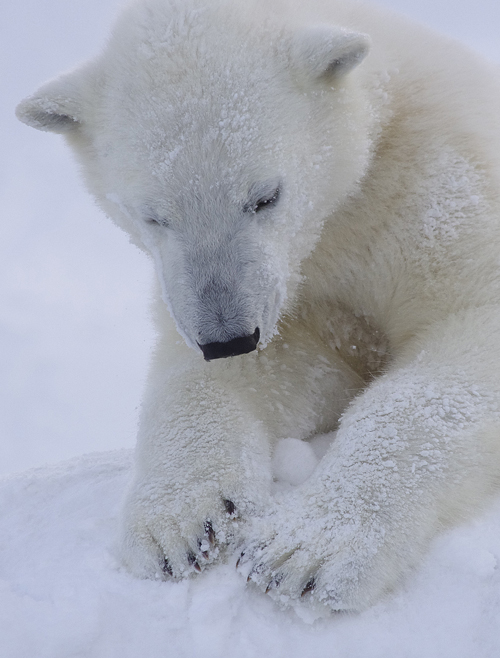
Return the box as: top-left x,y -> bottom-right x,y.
238,492 -> 389,612
120,484 -> 247,580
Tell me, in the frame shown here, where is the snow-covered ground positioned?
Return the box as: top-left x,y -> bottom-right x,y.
2,447 -> 500,657
2,0 -> 500,656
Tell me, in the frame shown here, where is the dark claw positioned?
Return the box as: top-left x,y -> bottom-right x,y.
187,551 -> 201,572
265,573 -> 282,593
236,552 -> 244,569
246,564 -> 262,583
301,577 -> 316,597
197,536 -> 210,559
204,520 -> 216,545
223,499 -> 236,516
162,558 -> 173,577
197,538 -> 210,559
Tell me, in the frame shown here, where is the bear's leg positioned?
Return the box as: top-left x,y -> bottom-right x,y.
119,351 -> 274,579
240,306 -> 500,610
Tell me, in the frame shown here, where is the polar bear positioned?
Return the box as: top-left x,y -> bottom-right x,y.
16,0 -> 500,611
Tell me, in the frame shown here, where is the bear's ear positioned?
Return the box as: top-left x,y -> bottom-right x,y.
290,25 -> 370,81
16,70 -> 87,134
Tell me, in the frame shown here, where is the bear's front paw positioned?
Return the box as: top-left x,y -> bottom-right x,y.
120,483 -> 247,580
238,492 -> 389,611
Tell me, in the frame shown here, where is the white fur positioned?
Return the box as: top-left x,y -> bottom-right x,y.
17,0 -> 500,611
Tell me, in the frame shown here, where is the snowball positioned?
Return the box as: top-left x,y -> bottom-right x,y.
272,438 -> 319,486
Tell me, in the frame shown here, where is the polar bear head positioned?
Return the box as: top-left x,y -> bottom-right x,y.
17,0 -> 372,358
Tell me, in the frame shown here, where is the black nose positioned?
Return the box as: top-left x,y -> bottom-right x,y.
198,328 -> 260,361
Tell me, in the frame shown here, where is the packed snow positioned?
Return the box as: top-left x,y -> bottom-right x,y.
1,445 -> 500,657
2,0 -> 500,656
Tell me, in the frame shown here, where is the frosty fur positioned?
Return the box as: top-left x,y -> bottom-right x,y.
16,0 -> 500,611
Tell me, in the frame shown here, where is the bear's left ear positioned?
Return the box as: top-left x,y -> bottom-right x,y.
290,25 -> 371,81
16,68 -> 89,134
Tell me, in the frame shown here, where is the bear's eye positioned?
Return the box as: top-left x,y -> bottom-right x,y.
144,212 -> 169,228
254,187 -> 280,212
244,183 -> 281,214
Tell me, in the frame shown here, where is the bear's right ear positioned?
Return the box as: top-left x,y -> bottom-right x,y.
290,25 -> 370,81
16,69 -> 87,134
